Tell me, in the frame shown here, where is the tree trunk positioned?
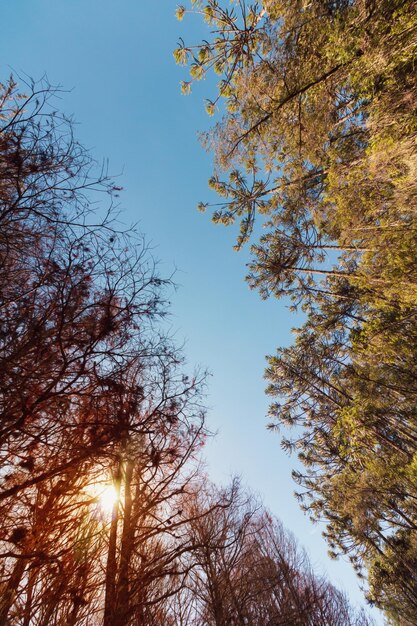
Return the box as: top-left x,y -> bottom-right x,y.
0,557 -> 27,626
103,461 -> 122,626
114,457 -> 135,626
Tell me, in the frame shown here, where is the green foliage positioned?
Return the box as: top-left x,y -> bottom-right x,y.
175,5 -> 186,21
205,100 -> 215,116
181,80 -> 192,95
173,45 -> 189,65
177,0 -> 417,621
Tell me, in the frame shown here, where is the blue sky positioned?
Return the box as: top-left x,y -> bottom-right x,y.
0,1 -> 383,621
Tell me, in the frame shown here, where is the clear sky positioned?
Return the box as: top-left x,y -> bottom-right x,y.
0,1 -> 384,622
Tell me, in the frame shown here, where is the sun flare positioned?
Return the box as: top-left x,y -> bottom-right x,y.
98,484 -> 118,513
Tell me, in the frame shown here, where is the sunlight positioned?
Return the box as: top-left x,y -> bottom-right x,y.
85,478 -> 119,516
98,484 -> 118,514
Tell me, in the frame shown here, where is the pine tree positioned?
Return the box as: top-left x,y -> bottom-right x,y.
176,1 -> 417,620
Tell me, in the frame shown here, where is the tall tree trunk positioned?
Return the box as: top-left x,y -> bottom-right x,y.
103,461 -> 122,626
114,457 -> 135,626
0,557 -> 27,626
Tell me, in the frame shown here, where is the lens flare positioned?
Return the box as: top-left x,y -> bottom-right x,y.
98,484 -> 118,514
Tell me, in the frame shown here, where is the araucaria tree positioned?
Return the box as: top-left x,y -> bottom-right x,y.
176,1 -> 417,622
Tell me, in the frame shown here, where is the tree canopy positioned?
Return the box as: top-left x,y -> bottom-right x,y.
176,1 -> 417,622
0,75 -> 374,625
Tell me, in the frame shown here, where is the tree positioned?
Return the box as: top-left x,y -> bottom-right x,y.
0,76 -> 208,625
0,76 -> 167,501
176,1 -> 417,620
100,361 -> 207,626
171,479 -> 374,626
